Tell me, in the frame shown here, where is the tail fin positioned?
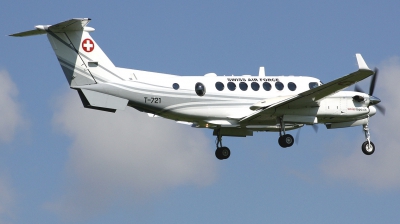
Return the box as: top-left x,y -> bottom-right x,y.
10,18 -> 124,87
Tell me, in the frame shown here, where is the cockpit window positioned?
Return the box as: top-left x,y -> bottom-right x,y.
239,82 -> 248,91
288,82 -> 296,91
275,82 -> 284,91
309,82 -> 319,89
195,82 -> 206,96
215,82 -> 224,91
251,82 -> 260,91
227,82 -> 236,91
263,82 -> 271,91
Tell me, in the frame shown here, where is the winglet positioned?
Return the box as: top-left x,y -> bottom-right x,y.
356,53 -> 370,70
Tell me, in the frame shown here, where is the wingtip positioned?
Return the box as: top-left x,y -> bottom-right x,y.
356,53 -> 370,70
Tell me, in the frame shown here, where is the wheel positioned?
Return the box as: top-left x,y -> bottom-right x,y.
283,134 -> 294,147
278,134 -> 294,148
362,141 -> 375,155
215,147 -> 230,160
220,147 -> 230,159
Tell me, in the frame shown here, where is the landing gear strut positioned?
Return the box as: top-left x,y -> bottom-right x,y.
215,129 -> 230,160
362,119 -> 375,155
277,117 -> 294,148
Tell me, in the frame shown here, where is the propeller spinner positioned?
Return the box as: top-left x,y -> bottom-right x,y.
354,68 -> 385,115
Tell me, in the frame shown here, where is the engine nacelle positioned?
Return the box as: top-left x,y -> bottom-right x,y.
325,118 -> 368,129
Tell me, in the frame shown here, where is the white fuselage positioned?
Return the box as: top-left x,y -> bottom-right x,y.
88,68 -> 374,131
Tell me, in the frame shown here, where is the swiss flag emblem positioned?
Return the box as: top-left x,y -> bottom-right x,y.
82,39 -> 94,52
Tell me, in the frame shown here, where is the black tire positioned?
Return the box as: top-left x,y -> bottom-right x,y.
362,141 -> 375,155
215,148 -> 223,160
278,134 -> 294,148
278,136 -> 287,148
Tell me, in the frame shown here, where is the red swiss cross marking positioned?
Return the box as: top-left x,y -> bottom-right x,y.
82,38 -> 94,52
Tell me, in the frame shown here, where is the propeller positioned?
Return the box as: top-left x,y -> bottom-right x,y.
369,67 -> 378,96
354,67 -> 386,115
312,124 -> 319,133
295,124 -> 319,145
295,127 -> 301,145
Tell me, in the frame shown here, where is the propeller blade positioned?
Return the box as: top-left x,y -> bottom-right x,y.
295,127 -> 301,145
375,104 -> 386,115
369,68 -> 378,96
295,124 -> 318,145
354,85 -> 364,93
312,124 -> 319,133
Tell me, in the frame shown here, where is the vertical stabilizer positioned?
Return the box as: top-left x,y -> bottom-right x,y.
10,18 -> 125,87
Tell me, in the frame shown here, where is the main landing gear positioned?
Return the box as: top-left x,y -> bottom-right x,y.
277,117 -> 294,148
361,121 -> 375,155
215,129 -> 230,160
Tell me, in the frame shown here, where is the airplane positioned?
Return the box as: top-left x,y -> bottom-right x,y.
10,18 -> 385,160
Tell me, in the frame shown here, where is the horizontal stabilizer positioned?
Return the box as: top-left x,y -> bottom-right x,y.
9,18 -> 93,37
45,18 -> 91,32
9,29 -> 46,37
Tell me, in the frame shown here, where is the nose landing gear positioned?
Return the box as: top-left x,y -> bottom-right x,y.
362,121 -> 375,155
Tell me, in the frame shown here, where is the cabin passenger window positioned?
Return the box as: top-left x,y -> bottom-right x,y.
263,82 -> 271,91
173,83 -> 180,90
215,82 -> 224,91
195,82 -> 206,96
227,82 -> 236,91
309,82 -> 318,89
288,82 -> 296,91
251,82 -> 260,91
275,82 -> 284,91
239,82 -> 248,91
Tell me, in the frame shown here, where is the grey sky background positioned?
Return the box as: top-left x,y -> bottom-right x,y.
1,1 -> 400,223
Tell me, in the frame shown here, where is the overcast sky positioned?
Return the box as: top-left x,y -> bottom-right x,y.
1,1 -> 400,223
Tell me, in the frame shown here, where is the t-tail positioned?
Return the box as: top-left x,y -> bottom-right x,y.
10,18 -> 125,86
10,18 -> 128,112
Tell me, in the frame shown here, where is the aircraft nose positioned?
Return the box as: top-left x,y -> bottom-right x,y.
369,96 -> 381,105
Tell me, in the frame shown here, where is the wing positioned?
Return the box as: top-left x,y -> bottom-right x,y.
240,54 -> 374,124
